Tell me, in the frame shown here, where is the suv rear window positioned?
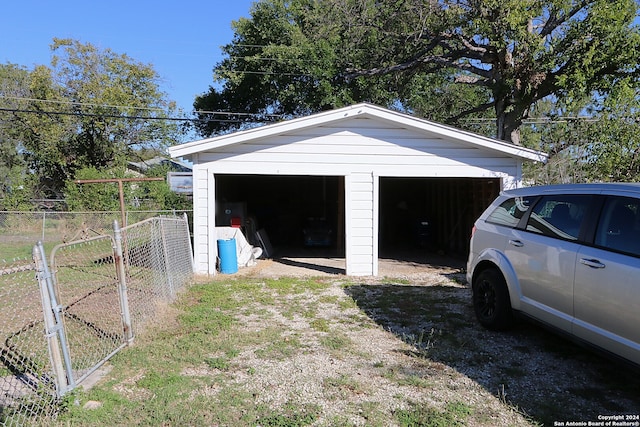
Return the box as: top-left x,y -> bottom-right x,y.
526,195 -> 591,240
486,196 -> 534,227
595,196 -> 640,256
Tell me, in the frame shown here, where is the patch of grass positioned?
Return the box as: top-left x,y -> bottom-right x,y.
397,374 -> 433,388
205,356 -> 231,370
310,318 -> 330,332
319,333 -> 352,352
396,401 -> 472,427
255,333 -> 304,360
400,328 -> 439,357
317,294 -> 340,305
301,307 -> 318,318
338,296 -> 359,310
255,402 -> 321,427
264,277 -> 329,295
322,373 -> 363,398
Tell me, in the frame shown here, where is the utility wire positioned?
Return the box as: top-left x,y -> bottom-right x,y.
0,107 -> 279,124
1,97 -> 617,125
0,106 -> 612,126
0,95 -> 287,119
0,95 -> 168,112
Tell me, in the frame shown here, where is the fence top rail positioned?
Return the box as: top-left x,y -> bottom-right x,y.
119,214 -> 188,232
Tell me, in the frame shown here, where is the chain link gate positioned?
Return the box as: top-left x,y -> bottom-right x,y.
48,234 -> 131,388
1,214 -> 193,425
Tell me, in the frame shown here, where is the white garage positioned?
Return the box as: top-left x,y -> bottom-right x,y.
169,103 -> 546,276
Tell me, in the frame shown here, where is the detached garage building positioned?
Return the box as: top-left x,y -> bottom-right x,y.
169,103 -> 546,276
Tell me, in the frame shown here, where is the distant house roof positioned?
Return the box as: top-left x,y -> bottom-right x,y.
128,156 -> 192,174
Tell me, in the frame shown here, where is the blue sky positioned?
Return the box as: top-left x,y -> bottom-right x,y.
0,1 -> 256,114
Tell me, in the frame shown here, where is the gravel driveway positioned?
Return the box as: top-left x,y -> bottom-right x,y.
231,253 -> 640,426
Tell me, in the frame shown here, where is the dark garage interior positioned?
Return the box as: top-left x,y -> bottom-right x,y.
379,177 -> 500,260
215,174 -> 344,255
215,174 -> 499,262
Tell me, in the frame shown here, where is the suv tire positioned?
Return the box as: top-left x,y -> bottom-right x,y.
472,268 -> 513,330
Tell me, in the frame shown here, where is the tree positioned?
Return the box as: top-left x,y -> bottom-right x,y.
521,77 -> 640,184
0,63 -> 32,205
0,39 -> 181,199
195,0 -> 640,144
64,164 -> 191,212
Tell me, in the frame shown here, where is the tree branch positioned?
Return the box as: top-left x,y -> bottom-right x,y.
540,0 -> 590,37
446,101 -> 495,123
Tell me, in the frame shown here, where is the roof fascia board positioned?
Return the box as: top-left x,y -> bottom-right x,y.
169,107 -> 360,158
169,103 -> 547,162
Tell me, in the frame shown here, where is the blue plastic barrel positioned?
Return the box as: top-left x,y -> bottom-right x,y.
217,238 -> 238,274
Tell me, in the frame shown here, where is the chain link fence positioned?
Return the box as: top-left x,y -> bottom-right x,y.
0,215 -> 193,426
0,255 -> 59,426
119,216 -> 194,337
0,210 -> 191,261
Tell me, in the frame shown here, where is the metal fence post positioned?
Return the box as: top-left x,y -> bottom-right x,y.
113,220 -> 134,344
34,241 -> 75,396
159,219 -> 175,299
41,211 -> 46,242
184,212 -> 195,273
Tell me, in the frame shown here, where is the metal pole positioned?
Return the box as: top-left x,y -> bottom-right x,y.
183,212 -> 195,273
159,219 -> 174,298
113,220 -> 134,344
34,243 -> 67,397
41,211 -> 46,242
35,241 -> 76,394
74,177 -> 164,228
118,180 -> 126,227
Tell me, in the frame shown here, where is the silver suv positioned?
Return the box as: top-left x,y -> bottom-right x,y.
467,183 -> 640,366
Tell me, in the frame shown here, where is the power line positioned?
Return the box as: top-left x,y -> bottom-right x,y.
1,97 -> 620,125
0,107 -> 278,124
219,69 -> 313,77
0,95 -> 287,119
0,95 -> 169,113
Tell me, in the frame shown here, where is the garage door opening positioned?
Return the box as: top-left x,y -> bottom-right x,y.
215,174 -> 345,265
378,177 -> 500,262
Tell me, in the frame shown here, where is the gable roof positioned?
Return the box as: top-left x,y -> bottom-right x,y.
169,103 -> 547,162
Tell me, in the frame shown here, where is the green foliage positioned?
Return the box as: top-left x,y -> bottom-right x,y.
63,166 -> 123,211
523,79 -> 640,183
196,0 -> 640,145
0,39 -> 182,199
62,162 -> 191,212
0,168 -> 37,210
0,64 -> 29,180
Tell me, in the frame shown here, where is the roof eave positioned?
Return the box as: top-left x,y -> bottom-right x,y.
168,103 -> 547,162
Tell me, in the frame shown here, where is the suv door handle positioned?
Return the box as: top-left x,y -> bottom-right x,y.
580,258 -> 605,269
508,240 -> 524,247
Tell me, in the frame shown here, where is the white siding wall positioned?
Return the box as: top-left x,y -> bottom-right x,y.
194,119 -> 520,179
192,163 -> 218,275
345,172 -> 378,276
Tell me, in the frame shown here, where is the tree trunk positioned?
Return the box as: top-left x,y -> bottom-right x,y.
495,98 -> 507,142
495,97 -> 524,145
